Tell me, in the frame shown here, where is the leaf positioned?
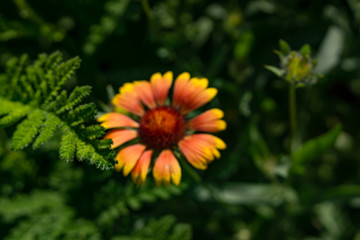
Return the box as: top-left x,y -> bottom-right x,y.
11,109 -> 45,150
315,26 -> 345,74
134,215 -> 192,240
59,131 -> 77,163
0,98 -> 31,127
264,65 -> 284,77
168,224 -> 192,240
0,191 -> 64,222
317,185 -> 360,203
57,85 -> 92,114
300,44 -> 311,56
33,113 -> 62,149
62,219 -> 101,240
42,56 -> 81,107
111,215 -> 192,240
315,203 -> 345,239
291,124 -> 342,173
279,39 -> 291,55
195,182 -> 298,206
0,190 -> 96,240
0,52 -> 114,169
5,210 -> 72,240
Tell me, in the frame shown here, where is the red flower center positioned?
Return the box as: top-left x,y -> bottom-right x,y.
139,106 -> 186,149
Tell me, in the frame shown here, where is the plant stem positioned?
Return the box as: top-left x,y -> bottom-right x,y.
179,155 -> 203,184
141,0 -> 152,20
289,83 -> 297,154
178,155 -> 229,207
140,0 -> 157,32
0,129 -> 8,154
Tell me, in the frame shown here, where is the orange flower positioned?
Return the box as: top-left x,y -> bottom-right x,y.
98,72 -> 226,186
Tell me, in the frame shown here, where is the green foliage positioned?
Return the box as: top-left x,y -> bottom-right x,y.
292,124 -> 342,174
0,0 -> 69,43
196,182 -> 297,206
83,0 -> 130,55
112,215 -> 192,240
0,190 -> 101,240
97,181 -> 188,226
0,52 -> 115,169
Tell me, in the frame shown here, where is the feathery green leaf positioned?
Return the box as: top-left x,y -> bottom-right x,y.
0,52 -> 114,169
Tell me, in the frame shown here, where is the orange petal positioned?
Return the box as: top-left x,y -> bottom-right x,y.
178,138 -> 211,169
112,83 -> 145,116
98,113 -> 139,129
178,134 -> 226,169
172,72 -> 191,108
188,108 -> 226,132
153,150 -> 181,186
172,74 -> 217,113
175,77 -> 206,111
115,144 -> 146,176
195,134 -> 227,149
151,71 -> 173,105
131,150 -> 153,185
133,81 -> 157,109
104,129 -> 138,149
182,88 -> 217,113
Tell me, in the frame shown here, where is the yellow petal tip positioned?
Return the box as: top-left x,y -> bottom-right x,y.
177,72 -> 191,80
213,109 -> 224,118
150,72 -> 162,82
164,71 -> 173,81
219,120 -> 227,131
215,138 -> 226,149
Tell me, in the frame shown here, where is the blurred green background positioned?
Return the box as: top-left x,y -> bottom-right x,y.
1,0 -> 360,239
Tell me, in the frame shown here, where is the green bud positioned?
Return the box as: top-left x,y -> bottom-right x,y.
266,40 -> 320,87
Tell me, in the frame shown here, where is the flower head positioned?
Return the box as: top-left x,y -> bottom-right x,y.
98,72 -> 226,186
265,40 -> 320,87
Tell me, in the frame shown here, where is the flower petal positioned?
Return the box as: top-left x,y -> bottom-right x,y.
188,108 -> 226,132
151,71 -> 173,105
104,129 -> 138,149
112,83 -> 145,116
133,81 -> 157,109
115,144 -> 146,176
153,150 -> 181,186
195,134 -> 227,150
182,88 -> 217,113
131,150 -> 153,185
172,72 -> 191,108
173,74 -> 216,113
178,134 -> 226,169
174,77 -> 207,110
178,139 -> 211,169
98,113 -> 139,129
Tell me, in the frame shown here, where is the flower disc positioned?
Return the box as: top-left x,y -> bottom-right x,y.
139,106 -> 186,149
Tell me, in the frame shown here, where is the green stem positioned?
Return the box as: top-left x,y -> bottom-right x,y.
0,129 -> 8,155
179,155 -> 203,184
289,84 -> 297,154
140,0 -> 157,32
178,155 -> 228,206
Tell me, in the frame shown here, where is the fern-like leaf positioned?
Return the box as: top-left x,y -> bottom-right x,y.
111,215 -> 192,240
11,109 -> 45,150
33,113 -> 62,149
0,99 -> 31,126
0,190 -> 101,240
0,52 -> 115,169
59,131 -> 77,162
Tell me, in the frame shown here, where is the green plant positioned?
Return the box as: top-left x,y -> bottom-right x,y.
0,52 -> 115,169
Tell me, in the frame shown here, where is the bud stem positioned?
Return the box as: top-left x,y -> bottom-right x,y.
289,84 -> 297,154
